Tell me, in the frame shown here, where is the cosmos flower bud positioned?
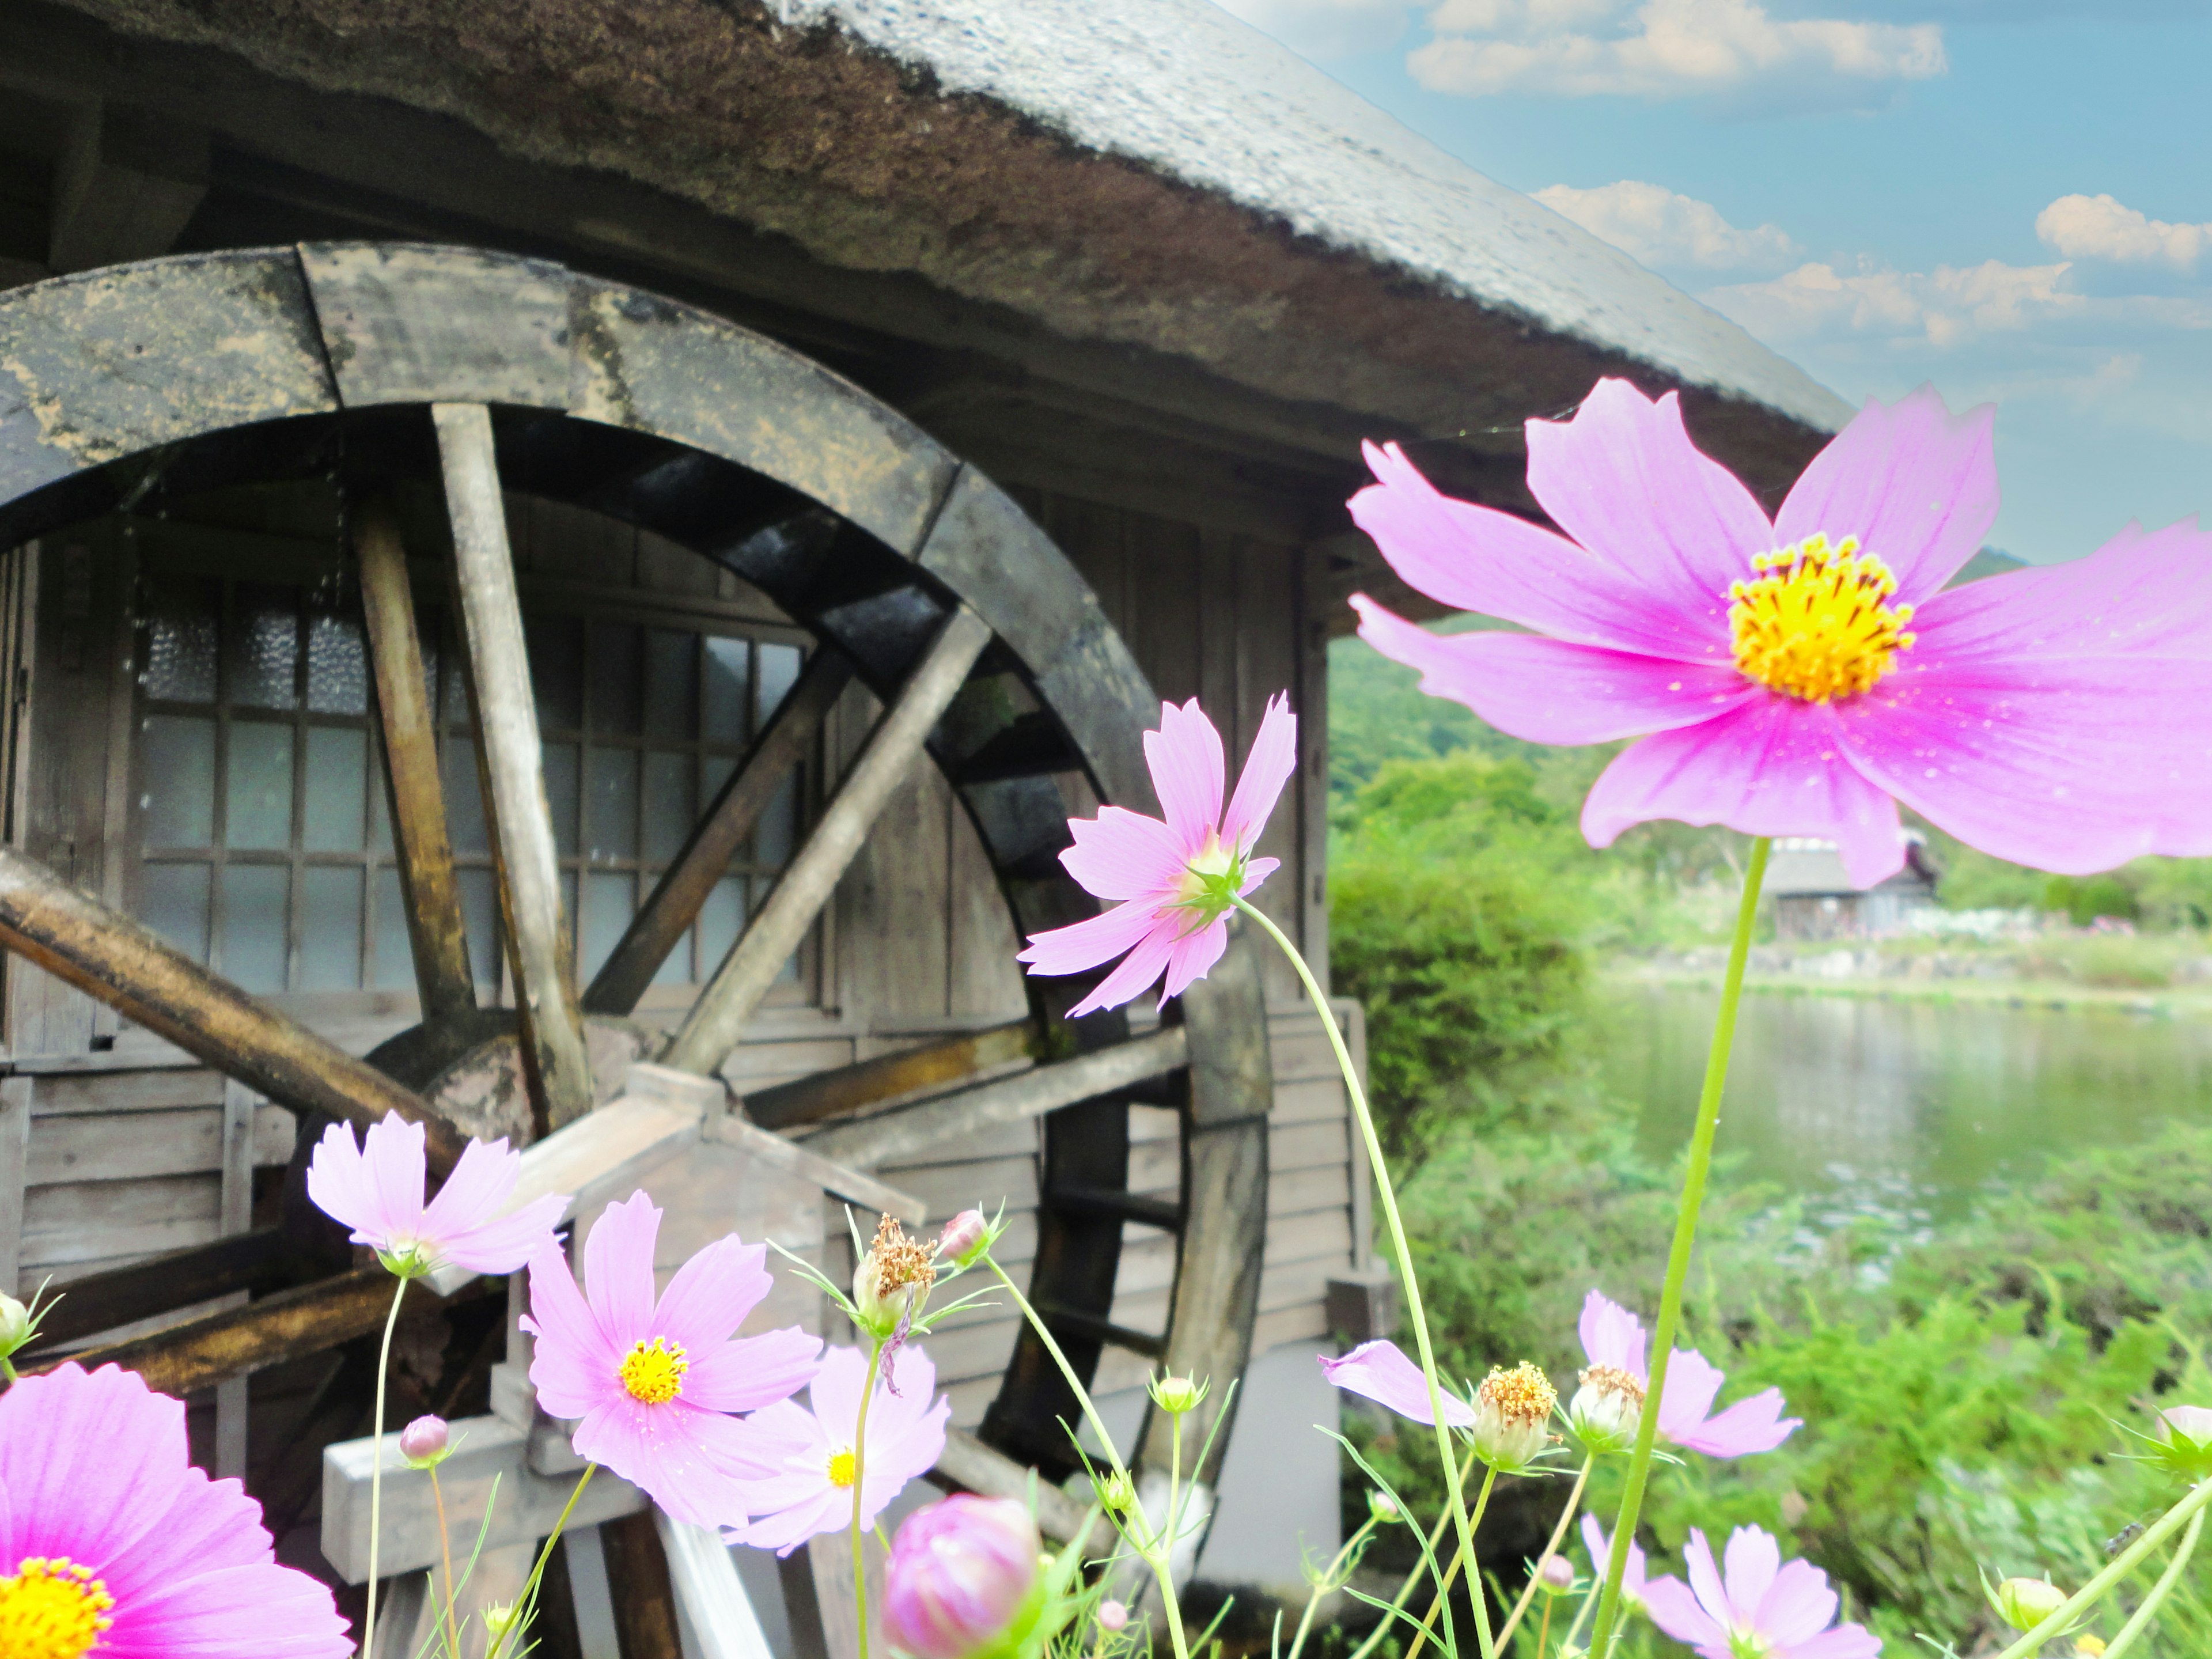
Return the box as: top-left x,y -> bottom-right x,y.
1147,1374 -> 1207,1416
1992,1575 -> 2067,1633
1568,1362 -> 1646,1455
1099,1471 -> 1137,1514
0,1292 -> 31,1355
854,1215 -> 937,1340
935,1209 -> 990,1267
2154,1405 -> 2212,1479
1366,1490 -> 1403,1526
1535,1554 -> 1576,1596
1470,1362 -> 1558,1474
483,1603 -> 522,1638
399,1414 -> 452,1469
882,1495 -> 1045,1659
1097,1599 -> 1130,1633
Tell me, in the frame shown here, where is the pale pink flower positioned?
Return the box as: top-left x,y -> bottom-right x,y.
1317,1339 -> 1475,1428
882,1495 -> 1043,1659
306,1111 -> 569,1278
1020,694 -> 1296,1016
732,1343 -> 952,1555
1351,378 -> 2212,888
1581,1514 -> 1649,1612
522,1193 -> 821,1529
1643,1526 -> 1881,1658
0,1362 -> 349,1656
1580,1290 -> 1799,1457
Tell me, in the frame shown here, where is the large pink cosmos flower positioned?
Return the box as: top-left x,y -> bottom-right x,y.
523,1193 -> 821,1529
307,1111 -> 570,1278
732,1343 -> 952,1555
0,1362 -> 348,1657
1580,1290 -> 1798,1457
1643,1526 -> 1880,1658
1317,1339 -> 1475,1427
1350,378 -> 2212,888
1020,695 -> 1297,1016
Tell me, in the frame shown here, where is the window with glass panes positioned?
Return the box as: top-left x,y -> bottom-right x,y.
130,558 -> 807,1004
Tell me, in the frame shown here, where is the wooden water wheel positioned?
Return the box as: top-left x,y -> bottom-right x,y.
0,243 -> 1271,1646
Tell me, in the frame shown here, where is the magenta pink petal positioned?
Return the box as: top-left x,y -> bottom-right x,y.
683,1328 -> 825,1414
1910,516 -> 2212,661
1317,1339 -> 1475,1428
573,1396 -> 751,1528
1161,918 -> 1229,1002
1790,1628 -> 1884,1658
1774,385 -> 1997,605
0,1362 -> 185,1571
1354,597 -> 1756,745
1578,1291 -> 1649,1378
1656,1349 -> 1727,1435
97,1469 -> 271,1604
1066,917 -> 1183,1018
302,1120 -> 378,1240
1145,698 -> 1225,849
108,1559 -> 354,1657
1583,698 -> 1906,888
416,1132 -> 517,1238
1756,1559 -> 1842,1648
1722,1525 -> 1782,1613
1221,693 -> 1298,856
1680,1388 -> 1800,1457
584,1192 -> 664,1348
1641,1575 -> 1726,1652
1060,806 -> 1191,900
1523,381 -> 1775,634
1017,898 -> 1162,978
1684,1529 -> 1732,1629
653,1236 -> 772,1352
438,1192 -> 571,1276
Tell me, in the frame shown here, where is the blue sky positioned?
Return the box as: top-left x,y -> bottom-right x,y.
1215,0 -> 2212,565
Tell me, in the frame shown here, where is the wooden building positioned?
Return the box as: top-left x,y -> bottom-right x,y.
1771,835 -> 1944,942
0,0 -> 1845,1644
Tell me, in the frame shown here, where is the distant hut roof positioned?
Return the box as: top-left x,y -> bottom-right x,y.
1768,834 -> 1943,899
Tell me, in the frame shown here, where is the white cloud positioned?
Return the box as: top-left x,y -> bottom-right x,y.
1408,0 -> 1947,101
1705,257 -> 2082,347
1212,0 -> 1414,57
2036,193 -> 2212,273
1534,180 -> 1801,271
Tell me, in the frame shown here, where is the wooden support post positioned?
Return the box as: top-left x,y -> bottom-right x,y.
435,402 -> 596,1135
215,1080 -> 256,1481
0,1077 -> 28,1296
585,649 -> 855,1016
662,606 -> 993,1077
354,495 -> 477,1027
603,1510 -> 684,1659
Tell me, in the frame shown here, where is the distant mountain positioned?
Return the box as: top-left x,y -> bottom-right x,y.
1948,546 -> 2025,586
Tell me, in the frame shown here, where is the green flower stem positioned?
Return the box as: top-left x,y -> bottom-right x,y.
1991,1477 -> 2212,1659
1585,836 -> 1770,1659
430,1463 -> 461,1659
1402,1464 -> 1501,1659
1287,1516 -> 1380,1659
1490,1457 -> 1594,1656
852,1337 -> 888,1659
1346,1441 -> 1486,1659
1152,1414 -> 1194,1659
1232,892 -> 1493,1659
486,1463 -> 599,1659
2100,1504 -> 2205,1659
1555,1569 -> 1599,1659
982,1255 -> 1134,1487
361,1274 -> 411,1659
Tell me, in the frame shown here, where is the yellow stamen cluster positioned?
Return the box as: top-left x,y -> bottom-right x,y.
1727,534 -> 1915,703
1578,1363 -> 1645,1408
1479,1362 -> 1559,1426
0,1556 -> 115,1659
868,1215 -> 936,1299
827,1445 -> 859,1488
619,1336 -> 690,1405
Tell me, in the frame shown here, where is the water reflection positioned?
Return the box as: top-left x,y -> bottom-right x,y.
1598,986 -> 2212,1221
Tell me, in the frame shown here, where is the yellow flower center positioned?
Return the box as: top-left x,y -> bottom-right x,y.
0,1557 -> 115,1659
618,1336 -> 690,1405
1477,1362 -> 1559,1426
827,1445 -> 859,1488
1727,534 -> 1916,703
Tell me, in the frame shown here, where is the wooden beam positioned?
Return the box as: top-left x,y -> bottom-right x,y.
584,649 -> 854,1016
354,494 -> 477,1027
0,845 -> 469,1173
18,1229 -> 287,1354
797,1027 -> 1188,1171
930,1427 -> 1103,1548
741,1021 -> 1036,1132
435,402 -> 595,1134
657,1512 -> 778,1659
0,1078 -> 25,1296
604,1510 -> 685,1659
662,605 -> 993,1076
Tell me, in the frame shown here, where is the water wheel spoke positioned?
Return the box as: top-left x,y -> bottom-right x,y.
354,494 -> 478,1028
435,401 -> 594,1134
661,604 -> 994,1075
740,1018 -> 1037,1131
582,647 -> 855,1016
18,1228 -> 287,1357
0,845 -> 469,1171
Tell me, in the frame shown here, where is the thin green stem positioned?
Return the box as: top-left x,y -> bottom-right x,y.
361,1274 -> 411,1659
1233,893 -> 1490,1659
2101,1505 -> 2205,1659
1535,1594 -> 1554,1659
430,1465 -> 461,1659
1991,1478 -> 2212,1659
1402,1464 -> 1501,1659
1287,1517 -> 1378,1659
853,1338 -> 888,1659
1151,1415 -> 1193,1659
1491,1458 -> 1593,1656
983,1255 -> 1132,1484
484,1464 -> 598,1659
1555,1570 -> 1599,1659
1347,1442 -> 1485,1659
1585,837 -> 1769,1659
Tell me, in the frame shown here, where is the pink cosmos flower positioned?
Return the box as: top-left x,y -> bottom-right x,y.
1350,378 -> 2212,888
1317,1339 -> 1475,1428
732,1343 -> 953,1555
1580,1290 -> 1799,1457
0,1362 -> 349,1656
882,1494 -> 1044,1659
1643,1526 -> 1880,1659
1580,1514 -> 1649,1612
522,1193 -> 821,1529
1020,695 -> 1297,1016
307,1111 -> 570,1278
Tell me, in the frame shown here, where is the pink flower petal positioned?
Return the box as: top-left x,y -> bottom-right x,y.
1060,806 -> 1190,900
303,1120 -> 378,1241
1656,1349 -> 1726,1440
1789,1626 -> 1883,1659
1641,1575 -> 1728,1652
1351,440 -> 1726,661
1578,1291 -> 1649,1380
808,1344 -> 873,1439
1774,385 -> 1997,605
1221,692 -> 1298,857
524,1242 -> 622,1420
438,1191 -> 571,1277
571,1396 -> 753,1529
0,1362 -> 187,1571
1146,699 -> 1225,850
97,1468 -> 271,1607
361,1113 -> 430,1237
584,1192 -> 664,1349
1580,1514 -> 1646,1597
742,1488 -> 845,1557
1722,1525 -> 1782,1618
108,1558 -> 352,1657
1678,1388 -> 1801,1459
684,1327 -> 825,1414
1018,897 -> 1164,978
1066,915 -> 1183,1018
1582,698 -> 1906,889
1160,918 -> 1228,1002
1317,1339 -> 1475,1428
417,1132 -> 518,1240
1684,1529 -> 1734,1631
1754,1559 -> 1840,1649
1355,599 -> 1756,745
1914,515 -> 2212,661
654,1236 -> 772,1354
1523,380 -> 1775,638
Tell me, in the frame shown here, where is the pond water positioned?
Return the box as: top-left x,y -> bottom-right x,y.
1596,984 -> 2212,1232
